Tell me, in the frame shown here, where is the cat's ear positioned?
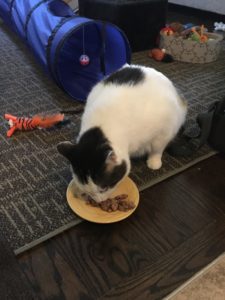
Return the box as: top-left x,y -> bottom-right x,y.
57,141 -> 76,159
105,150 -> 117,171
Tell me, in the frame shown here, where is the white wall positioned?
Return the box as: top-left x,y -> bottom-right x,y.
169,0 -> 225,15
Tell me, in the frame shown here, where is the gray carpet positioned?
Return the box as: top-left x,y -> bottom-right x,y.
0,23 -> 225,255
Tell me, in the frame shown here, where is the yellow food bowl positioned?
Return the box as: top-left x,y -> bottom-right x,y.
66,177 -> 139,224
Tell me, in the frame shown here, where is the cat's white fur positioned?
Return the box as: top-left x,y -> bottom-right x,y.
76,65 -> 187,202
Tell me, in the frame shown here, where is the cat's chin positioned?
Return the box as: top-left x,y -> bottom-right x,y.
73,185 -> 116,203
91,189 -> 116,203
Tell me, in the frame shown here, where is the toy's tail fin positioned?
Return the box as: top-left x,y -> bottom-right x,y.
4,114 -> 17,121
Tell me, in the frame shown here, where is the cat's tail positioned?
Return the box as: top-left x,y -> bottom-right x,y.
60,107 -> 84,115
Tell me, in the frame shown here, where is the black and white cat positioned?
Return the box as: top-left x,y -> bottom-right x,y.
57,65 -> 187,202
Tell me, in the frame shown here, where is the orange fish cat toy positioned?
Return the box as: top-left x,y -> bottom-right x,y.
4,113 -> 65,137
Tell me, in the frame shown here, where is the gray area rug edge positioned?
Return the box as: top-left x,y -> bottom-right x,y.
14,151 -> 217,255
14,218 -> 82,255
137,151 -> 217,192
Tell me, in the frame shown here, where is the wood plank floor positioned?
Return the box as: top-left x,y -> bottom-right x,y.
17,154 -> 225,300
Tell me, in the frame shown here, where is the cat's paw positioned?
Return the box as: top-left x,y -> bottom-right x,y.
147,156 -> 162,170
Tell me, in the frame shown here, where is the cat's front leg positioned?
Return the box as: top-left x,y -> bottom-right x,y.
146,135 -> 171,170
147,154 -> 162,170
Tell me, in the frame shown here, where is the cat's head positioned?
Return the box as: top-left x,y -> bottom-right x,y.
57,127 -> 128,203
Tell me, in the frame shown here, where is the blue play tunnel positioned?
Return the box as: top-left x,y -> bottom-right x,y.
0,0 -> 131,101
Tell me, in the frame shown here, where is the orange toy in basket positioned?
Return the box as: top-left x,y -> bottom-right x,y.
4,113 -> 65,137
148,48 -> 173,63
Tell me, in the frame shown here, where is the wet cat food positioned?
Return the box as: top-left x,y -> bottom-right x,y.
84,194 -> 135,212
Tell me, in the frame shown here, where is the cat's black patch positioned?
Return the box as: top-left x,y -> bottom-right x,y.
94,160 -> 127,189
58,127 -> 127,187
103,66 -> 145,86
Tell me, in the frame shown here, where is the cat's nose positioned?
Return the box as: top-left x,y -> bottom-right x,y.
88,192 -> 95,198
87,192 -> 99,202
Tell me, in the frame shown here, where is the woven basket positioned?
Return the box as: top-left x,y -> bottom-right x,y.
159,32 -> 223,63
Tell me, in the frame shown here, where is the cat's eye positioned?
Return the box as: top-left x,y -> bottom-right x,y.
99,187 -> 108,193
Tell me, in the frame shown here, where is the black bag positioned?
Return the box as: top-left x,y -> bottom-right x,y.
167,98 -> 225,156
78,0 -> 168,51
206,100 -> 225,152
